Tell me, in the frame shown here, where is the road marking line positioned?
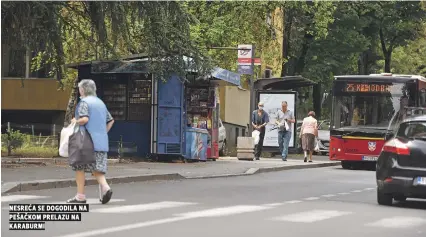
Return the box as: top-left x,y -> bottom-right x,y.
271,210 -> 352,223
1,195 -> 50,203
366,217 -> 426,228
92,201 -> 196,213
304,197 -> 320,201
264,203 -> 283,207
337,192 -> 350,195
351,190 -> 362,193
40,199 -> 126,205
176,205 -> 271,218
321,194 -> 336,198
56,216 -> 193,237
284,200 -> 303,204
364,188 -> 375,191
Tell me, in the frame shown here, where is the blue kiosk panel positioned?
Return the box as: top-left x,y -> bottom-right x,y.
108,121 -> 150,157
156,75 -> 185,155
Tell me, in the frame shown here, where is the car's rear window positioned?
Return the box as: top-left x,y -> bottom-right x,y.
397,121 -> 426,139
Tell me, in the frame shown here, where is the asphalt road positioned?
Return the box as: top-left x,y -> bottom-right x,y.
2,166 -> 426,237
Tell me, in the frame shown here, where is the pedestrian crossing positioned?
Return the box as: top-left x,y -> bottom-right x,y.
366,216 -> 426,229
1,194 -> 50,202
270,209 -> 352,223
92,201 -> 196,213
2,194 -> 426,231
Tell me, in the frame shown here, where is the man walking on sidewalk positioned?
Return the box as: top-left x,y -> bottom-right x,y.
252,101 -> 269,160
275,101 -> 295,161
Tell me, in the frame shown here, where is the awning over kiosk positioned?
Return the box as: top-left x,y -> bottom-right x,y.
66,55 -> 241,86
90,60 -> 149,74
207,67 -> 241,86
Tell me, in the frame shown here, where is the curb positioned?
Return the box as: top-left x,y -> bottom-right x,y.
1,162 -> 340,194
2,173 -> 184,194
1,158 -> 121,165
256,162 -> 341,173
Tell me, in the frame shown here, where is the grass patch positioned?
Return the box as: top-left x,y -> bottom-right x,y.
1,146 -> 58,158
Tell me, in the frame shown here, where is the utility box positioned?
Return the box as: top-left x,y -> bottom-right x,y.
237,136 -> 255,161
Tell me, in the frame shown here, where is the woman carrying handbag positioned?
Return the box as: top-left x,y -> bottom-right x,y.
299,111 -> 318,163
67,79 -> 115,204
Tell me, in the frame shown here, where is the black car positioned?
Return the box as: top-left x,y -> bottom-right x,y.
376,115 -> 426,206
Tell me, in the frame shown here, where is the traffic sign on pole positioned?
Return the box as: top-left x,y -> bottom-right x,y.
237,44 -> 255,75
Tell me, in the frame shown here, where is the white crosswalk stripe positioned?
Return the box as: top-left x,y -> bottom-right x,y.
42,198 -> 127,205
304,197 -> 320,201
271,209 -> 352,223
92,201 -> 197,213
366,216 -> 426,228
176,205 -> 272,218
1,195 -> 50,203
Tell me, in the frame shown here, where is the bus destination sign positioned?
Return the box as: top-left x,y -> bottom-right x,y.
345,83 -> 391,93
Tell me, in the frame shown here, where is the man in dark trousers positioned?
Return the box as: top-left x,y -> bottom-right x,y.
252,101 -> 270,160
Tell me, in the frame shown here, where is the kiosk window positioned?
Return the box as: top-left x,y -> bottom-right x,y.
128,74 -> 151,121
102,75 -> 127,121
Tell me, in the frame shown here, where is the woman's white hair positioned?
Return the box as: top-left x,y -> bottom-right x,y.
78,79 -> 97,96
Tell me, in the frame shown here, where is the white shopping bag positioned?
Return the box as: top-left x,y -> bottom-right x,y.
284,121 -> 290,131
252,130 -> 260,145
314,138 -> 320,153
59,121 -> 77,157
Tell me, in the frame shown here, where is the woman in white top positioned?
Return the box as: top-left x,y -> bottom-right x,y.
299,111 -> 318,162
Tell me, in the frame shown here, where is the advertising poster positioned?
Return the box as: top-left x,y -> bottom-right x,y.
259,93 -> 296,148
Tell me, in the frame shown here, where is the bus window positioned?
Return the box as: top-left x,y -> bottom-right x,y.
331,82 -> 411,129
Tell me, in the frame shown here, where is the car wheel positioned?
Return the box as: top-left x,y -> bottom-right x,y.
377,188 -> 393,206
394,195 -> 407,202
341,161 -> 351,169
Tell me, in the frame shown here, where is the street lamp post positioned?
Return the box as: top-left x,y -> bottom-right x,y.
248,46 -> 255,135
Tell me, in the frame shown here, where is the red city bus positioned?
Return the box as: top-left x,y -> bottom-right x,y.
329,73 -> 426,169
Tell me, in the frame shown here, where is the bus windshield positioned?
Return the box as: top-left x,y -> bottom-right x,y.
331,81 -> 416,130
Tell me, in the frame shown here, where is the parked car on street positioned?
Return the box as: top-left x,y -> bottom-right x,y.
376,115 -> 426,206
218,119 -> 227,156
317,120 -> 330,155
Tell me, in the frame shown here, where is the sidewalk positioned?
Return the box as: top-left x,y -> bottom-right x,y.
1,156 -> 339,194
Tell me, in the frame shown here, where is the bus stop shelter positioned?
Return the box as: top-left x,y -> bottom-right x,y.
253,76 -> 320,154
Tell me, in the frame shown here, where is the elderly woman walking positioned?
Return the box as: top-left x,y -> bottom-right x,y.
299,111 -> 318,163
67,79 -> 115,204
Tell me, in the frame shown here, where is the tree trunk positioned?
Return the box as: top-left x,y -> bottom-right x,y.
294,33 -> 313,75
64,78 -> 79,127
384,51 -> 392,73
281,7 -> 292,77
379,27 -> 393,73
358,51 -> 368,75
7,141 -> 11,156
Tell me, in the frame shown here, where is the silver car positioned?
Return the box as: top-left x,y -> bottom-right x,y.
316,120 -> 330,155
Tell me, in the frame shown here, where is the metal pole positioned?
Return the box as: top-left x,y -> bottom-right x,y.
248,45 -> 255,135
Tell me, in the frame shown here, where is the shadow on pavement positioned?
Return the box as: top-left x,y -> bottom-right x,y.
393,199 -> 426,210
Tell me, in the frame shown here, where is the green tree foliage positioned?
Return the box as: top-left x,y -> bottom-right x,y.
2,1 -> 213,82
184,1 -> 277,76
391,23 -> 426,75
1,129 -> 25,156
375,1 -> 426,72
280,1 -> 425,84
